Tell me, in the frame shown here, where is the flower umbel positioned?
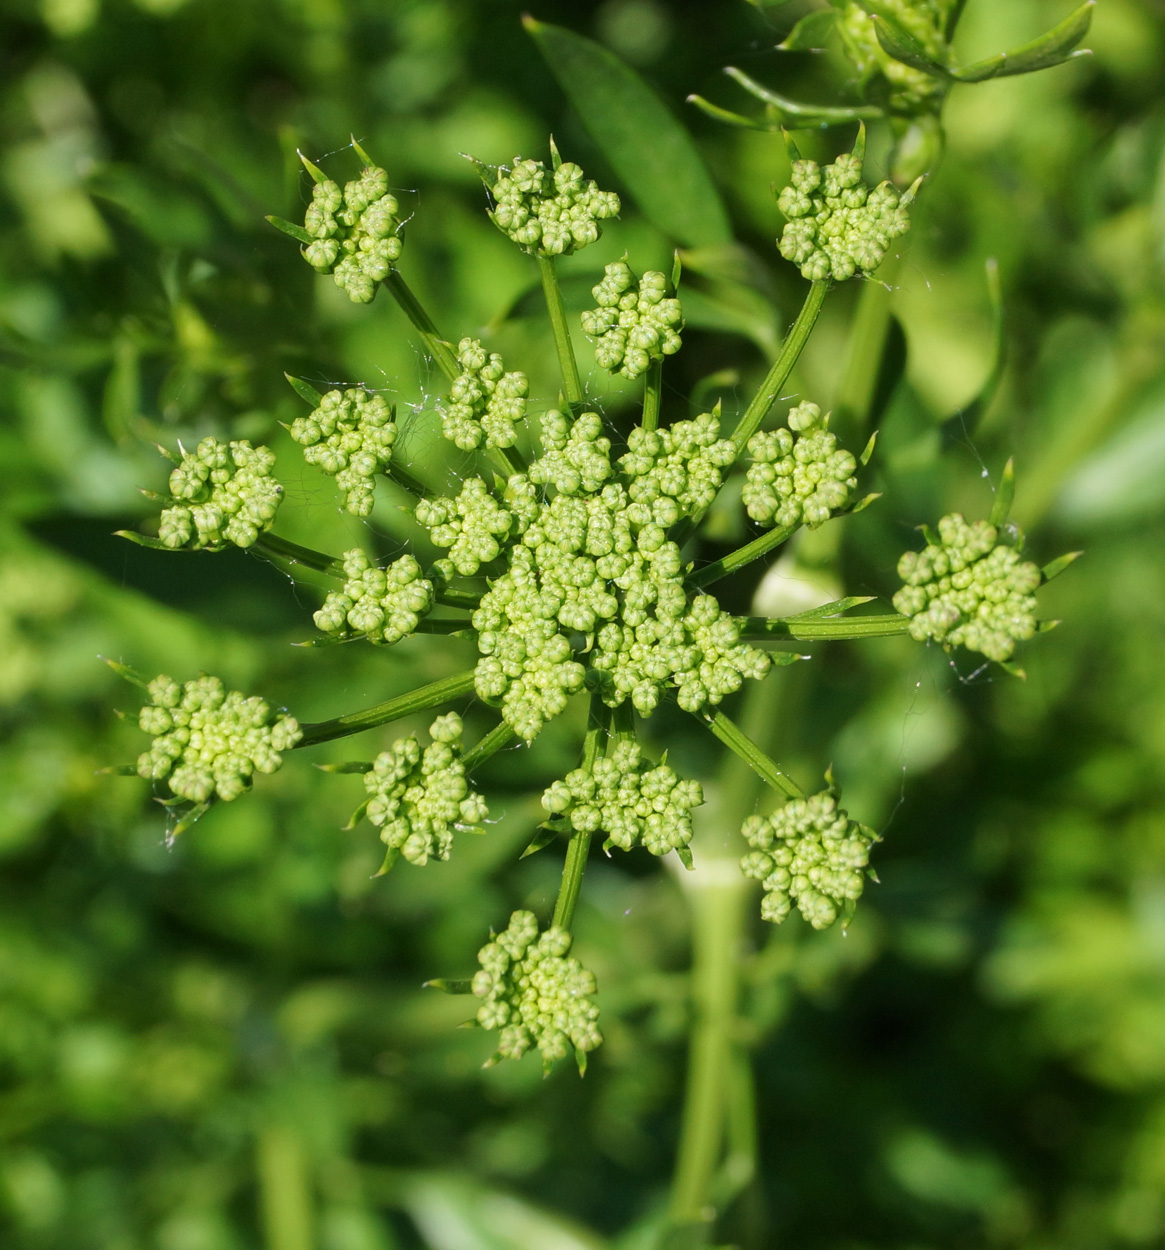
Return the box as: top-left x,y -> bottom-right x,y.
741,787 -> 875,930
135,674 -> 301,804
472,910 -> 602,1072
893,513 -> 1042,663
157,437 -> 283,551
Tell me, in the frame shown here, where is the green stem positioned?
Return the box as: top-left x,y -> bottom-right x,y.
831,258 -> 899,443
296,669 -> 476,747
434,586 -> 482,611
462,719 -> 517,774
538,253 -> 583,409
737,613 -> 911,641
687,523 -> 797,591
667,872 -> 750,1235
731,279 -> 829,454
695,709 -> 803,800
255,532 -> 344,577
257,1125 -> 313,1250
551,695 -> 608,931
413,618 -> 475,636
641,357 -> 663,433
387,461 -> 431,498
488,444 -> 527,480
383,269 -> 459,381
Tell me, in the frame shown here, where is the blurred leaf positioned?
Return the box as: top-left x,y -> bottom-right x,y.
404,1174 -> 608,1250
953,1 -> 1094,82
524,19 -> 731,247
779,9 -> 838,50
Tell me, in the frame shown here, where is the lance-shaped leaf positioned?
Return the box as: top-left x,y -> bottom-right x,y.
871,15 -> 953,80
525,17 -> 732,247
724,66 -> 883,122
988,457 -> 1016,528
779,9 -> 838,51
953,1 -> 1094,82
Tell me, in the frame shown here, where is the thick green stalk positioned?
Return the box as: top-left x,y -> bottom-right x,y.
461,719 -> 517,774
551,695 -> 607,931
257,1125 -> 313,1250
667,861 -> 750,1238
731,279 -> 829,454
256,532 -> 344,577
687,522 -> 797,590
537,253 -> 584,408
738,613 -> 911,641
641,357 -> 663,433
696,709 -> 803,801
296,670 -> 476,747
383,269 -> 459,381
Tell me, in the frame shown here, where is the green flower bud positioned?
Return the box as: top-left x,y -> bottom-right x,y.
776,146 -> 912,282
484,151 -> 620,257
289,388 -> 397,517
157,438 -> 283,551
743,402 -> 857,530
134,673 -> 300,803
300,163 -> 403,303
360,713 -> 488,866
472,910 -> 601,1072
414,477 -> 515,577
541,738 -> 703,859
581,261 -> 684,380
314,549 -> 434,645
741,786 -> 875,930
892,513 -> 1042,663
439,338 -> 529,451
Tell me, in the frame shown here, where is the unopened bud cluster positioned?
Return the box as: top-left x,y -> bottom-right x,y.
439,338 -> 529,451
158,438 -> 282,551
741,789 -> 874,929
314,550 -> 434,645
486,155 -> 620,256
302,163 -> 403,303
777,153 -> 911,281
361,713 -> 488,866
581,261 -> 683,379
838,2 -> 945,110
456,407 -> 769,739
472,910 -> 601,1071
893,514 -> 1041,662
289,388 -> 397,517
136,674 -> 301,803
743,402 -> 857,529
542,739 -> 703,857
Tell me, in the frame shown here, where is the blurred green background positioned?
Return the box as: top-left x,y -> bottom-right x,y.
2,0 -> 1165,1246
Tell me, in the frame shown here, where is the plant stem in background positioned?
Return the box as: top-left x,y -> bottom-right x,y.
257,1125 -> 313,1250
538,253 -> 584,408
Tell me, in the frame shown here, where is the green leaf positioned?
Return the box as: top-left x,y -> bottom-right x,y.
1041,550 -> 1083,583
779,9 -> 838,50
524,18 -> 731,247
988,457 -> 1016,528
724,67 -> 883,122
265,214 -> 313,245
285,373 -> 324,406
520,825 -> 562,859
783,596 -> 878,621
871,15 -> 953,79
953,1 -> 1094,82
422,979 -> 475,995
687,94 -> 781,132
940,257 -> 1005,445
115,529 -> 173,552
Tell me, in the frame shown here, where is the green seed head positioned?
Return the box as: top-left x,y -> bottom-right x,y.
301,162 -> 403,303
484,152 -> 620,257
289,388 -> 397,517
581,261 -> 684,380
